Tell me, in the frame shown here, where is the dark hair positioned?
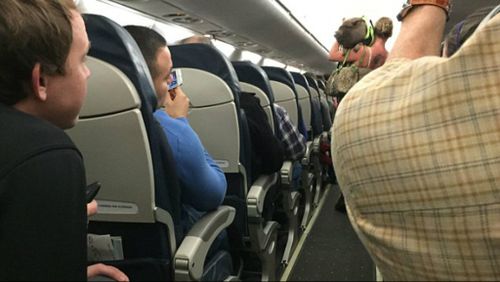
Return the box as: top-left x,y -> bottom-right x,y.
124,26 -> 167,79
0,0 -> 76,105
443,6 -> 494,57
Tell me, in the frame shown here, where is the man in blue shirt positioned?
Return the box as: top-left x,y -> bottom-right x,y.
124,26 -> 227,235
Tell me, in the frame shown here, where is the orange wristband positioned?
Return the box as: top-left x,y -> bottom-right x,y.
397,0 -> 451,21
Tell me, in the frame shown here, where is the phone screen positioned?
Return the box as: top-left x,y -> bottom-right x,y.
167,69 -> 183,91
168,70 -> 179,91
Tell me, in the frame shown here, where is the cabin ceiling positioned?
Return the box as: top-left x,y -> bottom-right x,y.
109,0 -> 335,75
110,0 -> 499,75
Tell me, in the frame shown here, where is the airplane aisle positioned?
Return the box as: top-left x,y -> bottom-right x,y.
288,185 -> 375,281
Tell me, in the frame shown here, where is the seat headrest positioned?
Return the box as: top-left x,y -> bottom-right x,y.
169,43 -> 241,107
80,57 -> 141,118
232,61 -> 275,104
82,14 -> 157,113
316,80 -> 326,91
305,75 -> 319,92
262,67 -> 297,95
290,72 -> 310,95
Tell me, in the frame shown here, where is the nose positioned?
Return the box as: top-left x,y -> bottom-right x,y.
85,64 -> 92,79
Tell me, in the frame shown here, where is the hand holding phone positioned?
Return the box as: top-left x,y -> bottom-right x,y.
86,181 -> 101,203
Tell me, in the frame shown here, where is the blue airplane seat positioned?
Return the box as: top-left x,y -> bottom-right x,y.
302,75 -> 324,137
232,61 -> 279,135
231,62 -> 276,103
80,14 -> 235,281
305,75 -> 320,97
316,79 -> 335,122
169,44 -> 252,187
262,67 -> 308,141
290,72 -> 315,139
317,80 -> 326,91
304,75 -> 331,203
288,72 -> 321,230
260,67 -> 307,267
83,14 -> 181,227
170,43 -> 281,280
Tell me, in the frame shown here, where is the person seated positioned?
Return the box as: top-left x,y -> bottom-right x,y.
177,35 -> 285,183
331,1 -> 500,280
124,26 -> 227,236
273,104 -> 306,162
239,92 -> 285,183
236,92 -> 304,190
273,103 -> 306,190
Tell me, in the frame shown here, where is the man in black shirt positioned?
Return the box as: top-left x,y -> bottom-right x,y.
0,1 -> 125,280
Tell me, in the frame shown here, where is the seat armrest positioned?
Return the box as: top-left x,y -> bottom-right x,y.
301,141 -> 313,166
321,131 -> 329,143
247,173 -> 278,217
155,207 -> 177,256
280,161 -> 293,186
174,206 -> 236,281
312,136 -> 321,153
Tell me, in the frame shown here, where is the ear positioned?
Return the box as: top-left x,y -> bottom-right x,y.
31,63 -> 48,102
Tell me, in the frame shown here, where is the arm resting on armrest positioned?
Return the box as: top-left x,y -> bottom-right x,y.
174,206 -> 236,281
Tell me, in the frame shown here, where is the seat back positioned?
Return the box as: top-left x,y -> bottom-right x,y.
232,61 -> 278,134
79,14 -> 182,225
66,15 -> 183,279
305,75 -> 325,135
316,80 -> 326,94
68,57 -> 155,224
290,72 -> 312,135
318,80 -> 334,122
169,43 -> 252,245
262,67 -> 299,127
169,44 -> 244,176
305,75 -> 321,101
309,77 -> 332,130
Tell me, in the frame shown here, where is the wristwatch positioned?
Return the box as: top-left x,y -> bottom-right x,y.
397,0 -> 452,21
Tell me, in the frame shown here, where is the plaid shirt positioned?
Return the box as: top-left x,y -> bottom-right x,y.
274,104 -> 306,161
332,15 -> 500,281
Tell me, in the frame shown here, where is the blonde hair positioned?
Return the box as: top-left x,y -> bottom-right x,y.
374,17 -> 393,39
180,35 -> 213,46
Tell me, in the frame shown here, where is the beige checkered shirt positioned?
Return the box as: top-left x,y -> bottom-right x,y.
332,14 -> 500,281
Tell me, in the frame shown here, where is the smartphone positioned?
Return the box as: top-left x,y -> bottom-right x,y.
86,181 -> 101,203
167,69 -> 183,91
